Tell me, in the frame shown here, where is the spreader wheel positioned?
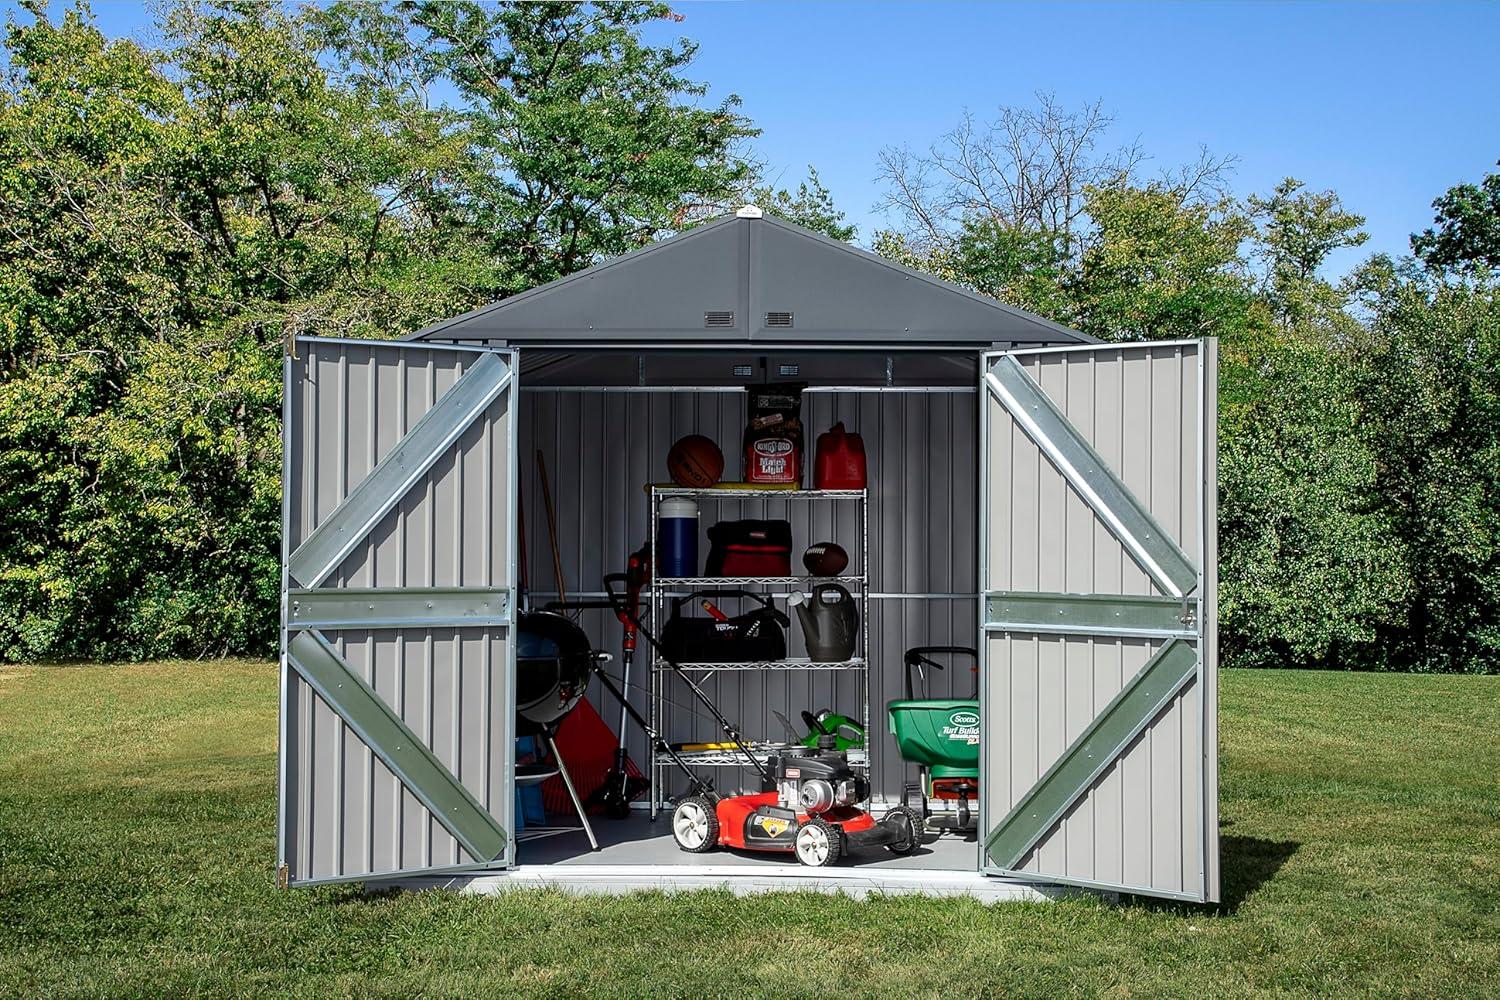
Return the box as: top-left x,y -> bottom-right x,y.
671,795 -> 719,853
882,805 -> 924,855
793,817 -> 842,867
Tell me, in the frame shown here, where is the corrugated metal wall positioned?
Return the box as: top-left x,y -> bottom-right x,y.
520,385 -> 979,802
283,340 -> 514,883
982,343 -> 1208,895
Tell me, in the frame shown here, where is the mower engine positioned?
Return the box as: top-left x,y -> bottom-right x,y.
774,739 -> 868,815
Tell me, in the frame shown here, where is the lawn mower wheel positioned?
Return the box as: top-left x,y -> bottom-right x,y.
671,794 -> 719,853
794,817 -> 842,867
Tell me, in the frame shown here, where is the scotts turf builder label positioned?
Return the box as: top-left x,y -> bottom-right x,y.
943,710 -> 980,745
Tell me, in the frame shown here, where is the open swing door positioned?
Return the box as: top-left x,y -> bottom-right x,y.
278,337 -> 518,886
979,340 -> 1219,902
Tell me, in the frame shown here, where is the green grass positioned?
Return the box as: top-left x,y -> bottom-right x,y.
1,663 -> 1496,998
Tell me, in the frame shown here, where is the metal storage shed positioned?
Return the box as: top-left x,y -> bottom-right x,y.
278,208 -> 1219,902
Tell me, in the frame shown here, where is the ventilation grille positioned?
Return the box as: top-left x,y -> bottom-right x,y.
765,311 -> 794,328
778,364 -> 800,377
732,365 -> 754,378
704,310 -> 735,328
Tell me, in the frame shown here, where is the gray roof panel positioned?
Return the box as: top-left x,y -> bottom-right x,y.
409,212 -> 1091,348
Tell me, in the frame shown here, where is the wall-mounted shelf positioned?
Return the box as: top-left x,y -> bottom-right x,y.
656,575 -> 865,588
671,657 -> 866,672
651,488 -> 866,500
648,485 -> 870,818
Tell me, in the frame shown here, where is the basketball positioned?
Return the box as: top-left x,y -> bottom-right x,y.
667,435 -> 724,487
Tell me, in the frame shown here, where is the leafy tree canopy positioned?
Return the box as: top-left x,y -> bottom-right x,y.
750,166 -> 856,241
0,0 -> 758,660
1411,162 -> 1500,274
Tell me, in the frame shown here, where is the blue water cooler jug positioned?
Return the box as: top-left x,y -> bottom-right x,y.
659,498 -> 699,578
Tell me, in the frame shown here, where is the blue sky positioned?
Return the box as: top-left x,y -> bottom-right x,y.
57,1 -> 1500,277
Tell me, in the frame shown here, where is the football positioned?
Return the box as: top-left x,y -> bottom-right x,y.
801,541 -> 849,576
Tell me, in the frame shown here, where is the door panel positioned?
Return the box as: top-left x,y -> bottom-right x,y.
980,341 -> 1218,902
279,338 -> 517,886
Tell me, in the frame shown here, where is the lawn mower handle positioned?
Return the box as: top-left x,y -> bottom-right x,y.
603,574 -> 775,788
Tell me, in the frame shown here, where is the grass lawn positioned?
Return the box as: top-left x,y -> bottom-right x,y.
1,663 -> 1496,998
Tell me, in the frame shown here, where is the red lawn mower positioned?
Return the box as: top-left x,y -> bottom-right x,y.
600,576 -> 922,867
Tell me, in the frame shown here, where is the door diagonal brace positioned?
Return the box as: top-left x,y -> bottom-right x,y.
288,352 -> 511,589
985,638 -> 1198,871
287,630 -> 508,863
985,356 -> 1197,597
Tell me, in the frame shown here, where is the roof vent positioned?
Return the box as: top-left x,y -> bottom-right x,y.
736,204 -> 763,219
704,310 -> 735,328
765,311 -> 793,328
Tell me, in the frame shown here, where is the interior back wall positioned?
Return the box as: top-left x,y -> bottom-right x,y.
519,383 -> 979,802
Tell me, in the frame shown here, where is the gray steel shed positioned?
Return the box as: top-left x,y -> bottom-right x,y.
279,209 -> 1219,902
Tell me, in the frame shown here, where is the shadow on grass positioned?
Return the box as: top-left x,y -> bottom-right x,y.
1123,833 -> 1299,916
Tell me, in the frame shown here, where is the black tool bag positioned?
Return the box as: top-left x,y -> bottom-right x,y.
660,590 -> 789,663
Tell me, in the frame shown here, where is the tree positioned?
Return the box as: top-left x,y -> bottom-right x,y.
0,0 -> 761,661
1217,338 -> 1407,669
875,93 -> 1232,261
750,166 -> 855,241
1349,266 -> 1500,673
1247,178 -> 1368,329
871,96 -> 1239,332
948,219 -> 1070,318
1411,162 -> 1500,274
1069,183 -> 1258,343
382,0 -> 758,289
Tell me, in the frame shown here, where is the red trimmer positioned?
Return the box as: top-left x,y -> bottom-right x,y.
585,545 -> 653,818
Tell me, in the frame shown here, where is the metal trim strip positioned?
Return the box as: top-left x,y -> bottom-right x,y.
984,356 -> 1198,597
287,352 -> 512,588
287,630 -> 508,864
276,352 -> 294,878
983,591 -> 1196,638
293,335 -> 506,356
984,639 -> 1199,870
286,587 -> 511,630
1000,338 -> 1205,358
287,858 -> 505,889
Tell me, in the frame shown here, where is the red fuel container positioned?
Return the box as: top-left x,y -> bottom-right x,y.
814,423 -> 867,489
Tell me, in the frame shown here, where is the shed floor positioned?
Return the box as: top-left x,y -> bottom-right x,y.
515,811 -> 981,870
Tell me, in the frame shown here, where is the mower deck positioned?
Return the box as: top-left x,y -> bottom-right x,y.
513,811 -> 979,871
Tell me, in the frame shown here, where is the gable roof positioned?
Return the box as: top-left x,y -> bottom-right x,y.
407,210 -> 1092,349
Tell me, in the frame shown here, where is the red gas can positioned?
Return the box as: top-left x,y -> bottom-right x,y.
814,423 -> 867,490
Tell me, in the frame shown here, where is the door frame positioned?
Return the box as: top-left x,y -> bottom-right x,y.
975,339 -> 1218,902
276,337 -> 521,887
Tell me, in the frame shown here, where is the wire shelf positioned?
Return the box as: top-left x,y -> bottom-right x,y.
647,484 -> 870,817
650,487 -> 866,500
655,575 -> 865,588
655,657 -> 867,672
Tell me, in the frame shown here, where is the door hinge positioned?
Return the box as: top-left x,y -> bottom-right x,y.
1179,598 -> 1197,629
276,864 -> 290,889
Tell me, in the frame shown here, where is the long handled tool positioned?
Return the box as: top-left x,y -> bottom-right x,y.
601,575 -> 774,791
535,450 -> 568,607
558,547 -> 654,818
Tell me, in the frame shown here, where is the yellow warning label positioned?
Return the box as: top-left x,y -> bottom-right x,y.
756,816 -> 791,837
